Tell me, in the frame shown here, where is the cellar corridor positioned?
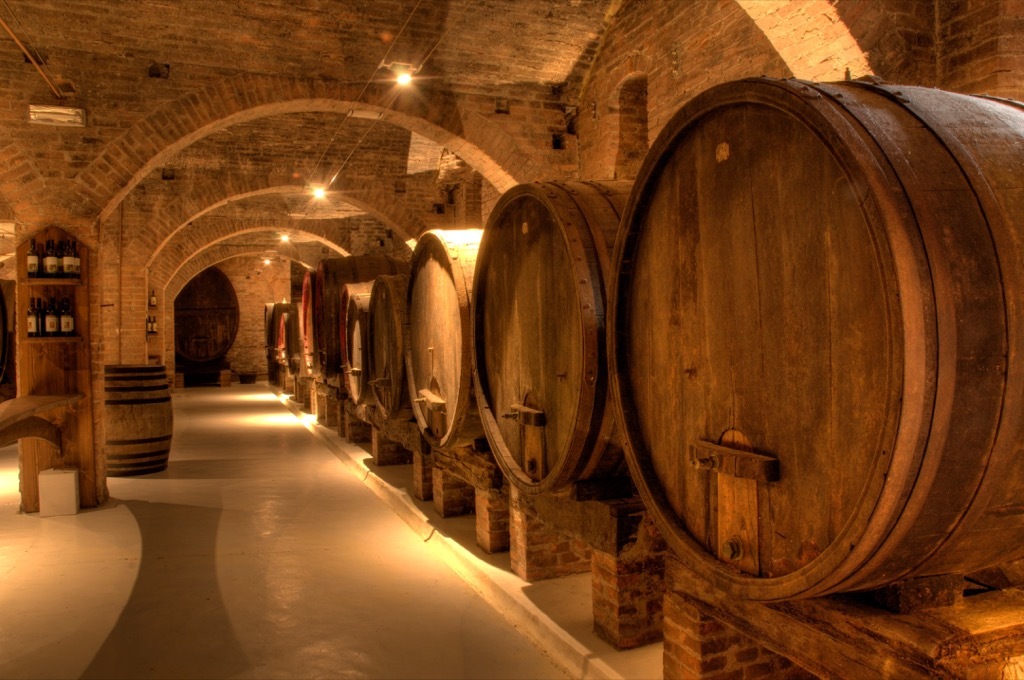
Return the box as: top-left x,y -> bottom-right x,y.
0,384 -> 659,679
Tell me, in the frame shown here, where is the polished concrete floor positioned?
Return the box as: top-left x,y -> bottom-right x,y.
0,384 -> 661,680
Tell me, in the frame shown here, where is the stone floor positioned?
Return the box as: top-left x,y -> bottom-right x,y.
0,383 -> 661,679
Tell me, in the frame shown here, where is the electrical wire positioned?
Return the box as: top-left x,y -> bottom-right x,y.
0,0 -> 65,99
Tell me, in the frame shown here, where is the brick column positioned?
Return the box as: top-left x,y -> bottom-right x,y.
509,487 -> 591,582
475,487 -> 510,553
371,428 -> 413,466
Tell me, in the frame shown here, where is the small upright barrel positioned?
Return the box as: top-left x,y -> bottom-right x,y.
342,282 -> 375,405
473,181 -> 631,494
407,229 -> 483,448
369,274 -> 411,420
104,365 -> 173,476
610,78 -> 1024,600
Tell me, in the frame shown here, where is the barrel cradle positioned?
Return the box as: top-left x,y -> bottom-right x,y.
406,229 -> 484,449
609,78 -> 1024,600
368,274 -> 411,421
342,281 -> 375,405
473,181 -> 631,495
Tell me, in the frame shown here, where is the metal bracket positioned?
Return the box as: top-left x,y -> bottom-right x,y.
690,441 -> 779,483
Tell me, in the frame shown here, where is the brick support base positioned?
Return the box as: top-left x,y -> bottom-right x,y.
219,369 -> 232,387
412,449 -> 433,501
371,428 -> 413,466
341,405 -> 371,443
592,550 -> 664,649
475,487 -> 510,553
432,467 -> 475,518
509,487 -> 591,582
663,563 -> 814,679
293,377 -> 312,410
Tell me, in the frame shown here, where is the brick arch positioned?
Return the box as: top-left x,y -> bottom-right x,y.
734,0 -> 873,80
143,177 -> 427,268
165,245 -> 312,303
83,75 -> 535,225
149,220 -> 353,292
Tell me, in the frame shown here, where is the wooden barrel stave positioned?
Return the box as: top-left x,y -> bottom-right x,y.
407,229 -> 483,448
369,274 -> 411,420
609,78 -> 1024,600
473,181 -> 631,494
104,365 -> 173,476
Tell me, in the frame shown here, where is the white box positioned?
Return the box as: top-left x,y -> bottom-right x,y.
38,468 -> 79,517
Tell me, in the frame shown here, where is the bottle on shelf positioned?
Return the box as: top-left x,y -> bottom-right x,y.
43,240 -> 58,277
26,297 -> 37,337
149,289 -> 157,307
43,297 -> 58,336
151,314 -> 158,333
26,240 -> 39,278
62,241 -> 75,279
55,240 -> 66,277
71,240 -> 81,275
59,297 -> 74,336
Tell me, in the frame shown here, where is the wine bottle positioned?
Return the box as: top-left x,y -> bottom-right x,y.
62,241 -> 75,279
43,298 -> 58,336
43,240 -> 58,277
55,240 -> 66,277
26,297 -> 37,337
26,240 -> 39,277
151,315 -> 158,333
59,297 -> 74,336
149,289 -> 157,307
71,240 -> 81,275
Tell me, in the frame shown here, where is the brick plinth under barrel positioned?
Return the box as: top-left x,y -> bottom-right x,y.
412,449 -> 433,501
591,516 -> 667,650
431,467 -> 475,518
509,487 -> 591,582
341,404 -> 370,443
371,428 -> 412,466
475,487 -> 510,554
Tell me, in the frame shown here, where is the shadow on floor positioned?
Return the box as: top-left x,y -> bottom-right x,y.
81,499 -> 250,679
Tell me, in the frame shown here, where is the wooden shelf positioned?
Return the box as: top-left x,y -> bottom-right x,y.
21,278 -> 82,287
15,225 -> 94,514
23,336 -> 83,344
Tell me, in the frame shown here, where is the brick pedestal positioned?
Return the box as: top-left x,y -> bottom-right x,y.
412,449 -> 433,501
294,377 -> 312,410
509,487 -> 591,582
663,559 -> 814,680
591,516 -> 666,649
432,467 -> 475,518
371,428 -> 413,466
341,406 -> 371,443
219,369 -> 232,386
475,487 -> 510,553
321,394 -> 341,428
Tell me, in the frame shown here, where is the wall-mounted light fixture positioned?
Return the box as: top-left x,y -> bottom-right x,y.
29,104 -> 86,127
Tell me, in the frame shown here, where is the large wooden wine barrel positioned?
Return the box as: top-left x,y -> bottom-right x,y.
311,256 -> 409,384
174,266 -> 238,363
473,181 -> 630,494
343,282 -> 375,405
407,229 -> 483,448
104,365 -> 173,476
368,274 -> 410,420
610,78 -> 1024,600
264,302 -> 283,384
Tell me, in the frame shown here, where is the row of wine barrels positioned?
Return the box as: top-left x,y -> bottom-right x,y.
310,256 -> 408,383
368,274 -> 410,420
609,77 -> 1024,600
406,229 -> 484,449
174,266 -> 238,364
342,282 -> 375,405
473,181 -> 630,494
104,365 -> 173,476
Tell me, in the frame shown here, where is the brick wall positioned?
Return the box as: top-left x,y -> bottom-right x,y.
216,258 -> 291,378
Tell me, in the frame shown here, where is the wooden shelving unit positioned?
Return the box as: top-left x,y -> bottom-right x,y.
15,226 -> 95,512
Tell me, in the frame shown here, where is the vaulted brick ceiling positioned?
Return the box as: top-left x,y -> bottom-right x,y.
0,0 -> 613,240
